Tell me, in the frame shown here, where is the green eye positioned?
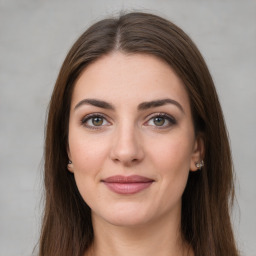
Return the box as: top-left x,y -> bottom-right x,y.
146,114 -> 177,128
153,117 -> 165,126
82,114 -> 109,129
92,117 -> 104,126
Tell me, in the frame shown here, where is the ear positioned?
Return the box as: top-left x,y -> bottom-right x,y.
190,134 -> 205,172
67,144 -> 74,173
67,161 -> 74,173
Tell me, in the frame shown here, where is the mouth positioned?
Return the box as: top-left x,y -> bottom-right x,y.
101,175 -> 154,195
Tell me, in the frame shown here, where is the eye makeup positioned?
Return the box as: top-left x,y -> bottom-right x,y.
144,112 -> 177,129
80,111 -> 177,131
81,113 -> 110,130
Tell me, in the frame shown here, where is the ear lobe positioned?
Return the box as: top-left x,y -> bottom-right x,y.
67,161 -> 74,173
66,145 -> 74,173
190,135 -> 205,172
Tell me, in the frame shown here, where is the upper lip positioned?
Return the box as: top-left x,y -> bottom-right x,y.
102,175 -> 154,183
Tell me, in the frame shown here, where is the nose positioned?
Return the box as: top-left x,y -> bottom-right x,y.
110,124 -> 144,166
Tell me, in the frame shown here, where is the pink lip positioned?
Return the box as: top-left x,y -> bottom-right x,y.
102,175 -> 154,194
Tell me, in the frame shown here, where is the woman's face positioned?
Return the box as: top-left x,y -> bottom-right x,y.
68,52 -> 202,227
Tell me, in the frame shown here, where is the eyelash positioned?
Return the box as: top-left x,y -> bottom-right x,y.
145,113 -> 177,128
81,113 -> 176,130
81,113 -> 110,129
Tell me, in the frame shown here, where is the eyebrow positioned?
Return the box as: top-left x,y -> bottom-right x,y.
74,99 -> 114,110
138,98 -> 184,113
74,98 -> 184,113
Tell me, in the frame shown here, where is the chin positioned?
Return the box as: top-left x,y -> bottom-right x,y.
93,203 -> 153,227
105,214 -> 150,227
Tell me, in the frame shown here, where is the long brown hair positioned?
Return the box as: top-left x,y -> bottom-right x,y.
39,12 -> 239,256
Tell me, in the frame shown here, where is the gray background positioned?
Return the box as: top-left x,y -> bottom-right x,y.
0,0 -> 255,255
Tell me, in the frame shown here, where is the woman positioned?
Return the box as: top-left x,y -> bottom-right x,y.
39,12 -> 239,256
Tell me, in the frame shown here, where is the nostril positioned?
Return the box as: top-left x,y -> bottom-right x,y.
111,154 -> 142,166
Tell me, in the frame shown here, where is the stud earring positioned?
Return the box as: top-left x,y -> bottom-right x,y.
68,160 -> 72,164
195,160 -> 204,169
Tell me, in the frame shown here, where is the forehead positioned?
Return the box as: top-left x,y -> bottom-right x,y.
71,52 -> 190,111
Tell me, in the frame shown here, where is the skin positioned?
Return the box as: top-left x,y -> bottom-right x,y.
67,52 -> 203,256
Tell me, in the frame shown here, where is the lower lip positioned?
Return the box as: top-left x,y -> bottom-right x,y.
103,182 -> 153,194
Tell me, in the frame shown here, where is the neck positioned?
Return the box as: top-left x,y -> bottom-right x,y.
86,211 -> 193,256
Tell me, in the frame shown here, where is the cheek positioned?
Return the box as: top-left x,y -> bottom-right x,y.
150,132 -> 193,172
68,135 -> 109,207
148,132 -> 194,195
68,131 -> 110,176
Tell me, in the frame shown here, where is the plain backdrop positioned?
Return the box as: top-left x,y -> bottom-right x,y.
0,0 -> 255,255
